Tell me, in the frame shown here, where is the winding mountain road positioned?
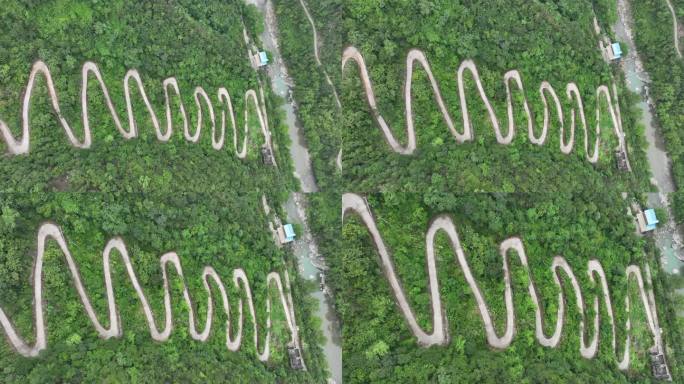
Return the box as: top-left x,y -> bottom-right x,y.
298,0 -> 342,110
296,0 -> 345,173
342,47 -> 630,166
665,0 -> 683,58
342,193 -> 665,370
0,50 -> 304,363
0,223 -> 299,360
0,61 -> 276,164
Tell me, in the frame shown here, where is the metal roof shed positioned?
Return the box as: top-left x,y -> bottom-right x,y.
258,51 -> 269,66
644,209 -> 658,231
611,43 -> 622,59
283,224 -> 296,242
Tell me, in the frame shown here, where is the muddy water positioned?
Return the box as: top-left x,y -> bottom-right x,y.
614,0 -> 684,274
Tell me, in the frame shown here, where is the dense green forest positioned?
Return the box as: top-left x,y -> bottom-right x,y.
312,191 -> 683,383
275,0 -> 684,382
276,0 -> 652,194
629,0 -> 684,220
5,0 -> 684,382
274,0 -> 344,192
0,0 -> 326,382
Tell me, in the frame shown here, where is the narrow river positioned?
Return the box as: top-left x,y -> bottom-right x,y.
612,3 -> 678,376
245,0 -> 343,382
614,0 -> 684,275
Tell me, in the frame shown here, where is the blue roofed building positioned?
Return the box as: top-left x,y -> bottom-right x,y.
257,51 -> 269,67
637,208 -> 658,233
278,223 -> 296,244
644,209 -> 658,230
284,224 -> 296,242
611,42 -> 622,60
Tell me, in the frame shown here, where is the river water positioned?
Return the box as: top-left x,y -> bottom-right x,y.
614,0 -> 684,275
244,0 -> 343,382
285,193 -> 342,384
247,0 -> 318,194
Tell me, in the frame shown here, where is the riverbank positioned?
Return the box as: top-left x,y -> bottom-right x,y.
245,0 -> 343,382
614,0 -> 684,273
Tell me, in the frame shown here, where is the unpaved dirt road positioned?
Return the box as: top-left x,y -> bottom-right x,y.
342,47 -> 630,166
0,61 -> 276,163
342,192 -> 666,370
0,223 -> 299,360
665,0 -> 683,58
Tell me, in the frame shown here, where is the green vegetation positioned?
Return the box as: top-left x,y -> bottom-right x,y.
593,0 -> 619,26
338,0 -> 654,194
0,1 -> 325,382
277,0 -> 651,194
626,1 -> 684,380
0,0 -> 295,195
274,0 -> 344,191
315,191 -> 682,383
629,0 -> 684,220
276,0 -> 684,382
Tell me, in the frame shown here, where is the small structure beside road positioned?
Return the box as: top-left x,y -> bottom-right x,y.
650,348 -> 672,381
615,148 -> 630,171
287,345 -> 304,370
254,51 -> 269,67
602,41 -> 623,61
629,202 -> 660,234
261,146 -> 275,166
637,208 -> 659,233
278,223 -> 296,244
610,42 -> 623,60
262,196 -> 298,247
598,36 -> 624,62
